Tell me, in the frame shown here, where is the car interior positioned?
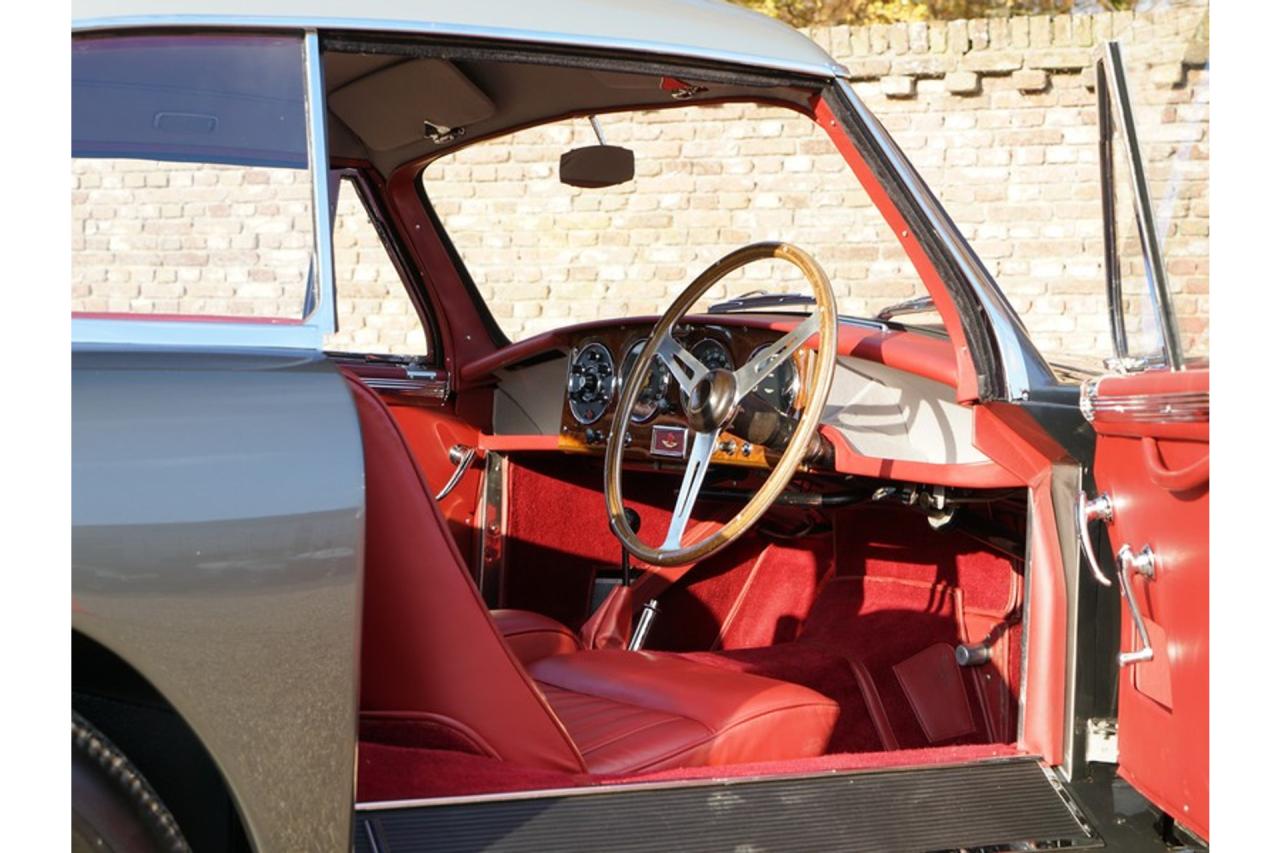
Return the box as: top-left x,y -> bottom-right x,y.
319,41 -> 1035,804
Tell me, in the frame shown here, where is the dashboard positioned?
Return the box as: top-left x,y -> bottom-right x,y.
483,317 -> 1015,487
558,322 -> 804,468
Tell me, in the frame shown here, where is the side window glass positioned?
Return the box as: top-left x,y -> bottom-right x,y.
72,34 -> 314,321
324,176 -> 431,356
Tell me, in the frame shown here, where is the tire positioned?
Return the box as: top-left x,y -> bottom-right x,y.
72,712 -> 192,853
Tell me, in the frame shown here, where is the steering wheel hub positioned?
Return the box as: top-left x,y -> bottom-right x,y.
685,368 -> 737,432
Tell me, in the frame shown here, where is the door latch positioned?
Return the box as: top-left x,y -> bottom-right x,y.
1116,544 -> 1157,667
434,444 -> 476,501
1076,491 -> 1114,587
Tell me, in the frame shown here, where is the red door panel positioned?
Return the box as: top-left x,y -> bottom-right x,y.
386,401 -> 484,561
1090,366 -> 1208,841
340,365 -> 487,563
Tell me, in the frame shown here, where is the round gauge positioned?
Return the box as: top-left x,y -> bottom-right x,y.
686,338 -> 737,407
620,339 -> 672,424
746,343 -> 801,415
567,342 -> 616,425
690,338 -> 733,372
681,338 -> 734,407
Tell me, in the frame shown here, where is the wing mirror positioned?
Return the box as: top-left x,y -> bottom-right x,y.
559,116 -> 634,189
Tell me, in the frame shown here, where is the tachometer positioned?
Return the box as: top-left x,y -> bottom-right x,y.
620,339 -> 672,424
567,342 -> 616,424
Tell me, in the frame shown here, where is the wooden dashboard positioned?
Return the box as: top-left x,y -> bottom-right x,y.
555,322 -> 803,469
476,316 -> 1022,488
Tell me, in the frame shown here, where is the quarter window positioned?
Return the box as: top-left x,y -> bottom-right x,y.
325,176 -> 431,356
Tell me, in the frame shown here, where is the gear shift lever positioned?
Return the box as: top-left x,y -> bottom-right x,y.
618,508 -> 661,651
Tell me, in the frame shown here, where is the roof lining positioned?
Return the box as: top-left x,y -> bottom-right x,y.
321,33 -> 826,177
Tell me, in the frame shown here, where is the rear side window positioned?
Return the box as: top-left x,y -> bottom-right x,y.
71,34 -> 315,322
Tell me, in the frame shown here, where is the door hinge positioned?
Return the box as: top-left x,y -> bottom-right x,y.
1085,717 -> 1118,765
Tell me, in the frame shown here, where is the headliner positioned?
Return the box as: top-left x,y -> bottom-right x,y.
71,0 -> 846,79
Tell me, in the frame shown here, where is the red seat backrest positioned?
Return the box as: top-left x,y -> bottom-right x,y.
346,376 -> 586,774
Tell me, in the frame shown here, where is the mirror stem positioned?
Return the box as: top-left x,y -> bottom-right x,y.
589,115 -> 607,145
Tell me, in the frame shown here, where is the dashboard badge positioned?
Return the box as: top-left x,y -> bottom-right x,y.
650,425 -> 688,459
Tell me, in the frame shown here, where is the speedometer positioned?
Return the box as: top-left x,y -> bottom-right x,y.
746,343 -> 800,416
620,339 -> 672,423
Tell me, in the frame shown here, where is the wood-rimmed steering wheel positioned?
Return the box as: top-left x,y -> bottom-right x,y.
604,241 -> 839,567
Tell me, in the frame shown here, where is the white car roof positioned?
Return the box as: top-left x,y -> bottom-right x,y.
71,0 -> 845,78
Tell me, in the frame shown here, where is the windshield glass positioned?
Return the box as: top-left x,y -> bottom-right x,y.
422,102 -> 935,343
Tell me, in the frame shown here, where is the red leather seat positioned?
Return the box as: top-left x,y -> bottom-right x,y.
347,375 -> 838,775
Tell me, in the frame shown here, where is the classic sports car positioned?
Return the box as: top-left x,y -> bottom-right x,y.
70,1 -> 1209,851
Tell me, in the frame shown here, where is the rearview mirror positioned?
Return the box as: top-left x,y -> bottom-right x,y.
559,144 -> 635,189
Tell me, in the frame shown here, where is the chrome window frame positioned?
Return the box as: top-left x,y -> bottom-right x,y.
1095,41 -> 1185,372
70,28 -> 337,351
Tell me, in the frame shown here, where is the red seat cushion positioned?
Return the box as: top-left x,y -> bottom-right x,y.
529,649 -> 839,774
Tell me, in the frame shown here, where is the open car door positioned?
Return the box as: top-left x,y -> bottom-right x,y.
1079,42 -> 1209,843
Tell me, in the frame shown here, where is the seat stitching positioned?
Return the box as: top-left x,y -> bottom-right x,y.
575,715 -> 693,757
622,700 -> 840,774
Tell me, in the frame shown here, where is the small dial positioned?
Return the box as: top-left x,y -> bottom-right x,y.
620,339 -> 672,424
746,343 -> 800,416
567,342 -> 616,425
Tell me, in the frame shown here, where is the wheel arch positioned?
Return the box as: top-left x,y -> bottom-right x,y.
72,629 -> 254,853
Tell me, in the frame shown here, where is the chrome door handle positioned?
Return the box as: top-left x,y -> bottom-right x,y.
1116,544 -> 1157,667
1076,491 -> 1114,587
434,444 -> 476,501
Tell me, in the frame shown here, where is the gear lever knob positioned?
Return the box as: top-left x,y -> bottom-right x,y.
623,507 -> 642,535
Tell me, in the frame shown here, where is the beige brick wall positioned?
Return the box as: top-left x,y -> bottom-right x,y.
71,161 -> 313,317
72,3 -> 1208,364
826,2 -> 1210,360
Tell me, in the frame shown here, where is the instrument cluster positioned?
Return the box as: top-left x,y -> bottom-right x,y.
564,326 -> 801,441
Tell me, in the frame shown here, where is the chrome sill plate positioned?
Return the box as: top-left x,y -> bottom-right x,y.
354,756 -> 1098,852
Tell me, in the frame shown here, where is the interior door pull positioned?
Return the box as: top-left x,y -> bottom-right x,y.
1076,491 -> 1114,587
1116,544 -> 1157,667
435,445 -> 476,501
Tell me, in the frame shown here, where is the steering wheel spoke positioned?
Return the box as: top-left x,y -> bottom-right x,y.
655,331 -> 708,397
732,312 -> 821,404
660,429 -> 717,550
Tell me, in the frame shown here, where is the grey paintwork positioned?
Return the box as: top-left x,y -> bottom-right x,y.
70,0 -> 846,78
72,346 -> 364,851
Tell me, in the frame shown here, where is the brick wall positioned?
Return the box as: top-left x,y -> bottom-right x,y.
72,3 -> 1209,363
824,1 -> 1211,360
